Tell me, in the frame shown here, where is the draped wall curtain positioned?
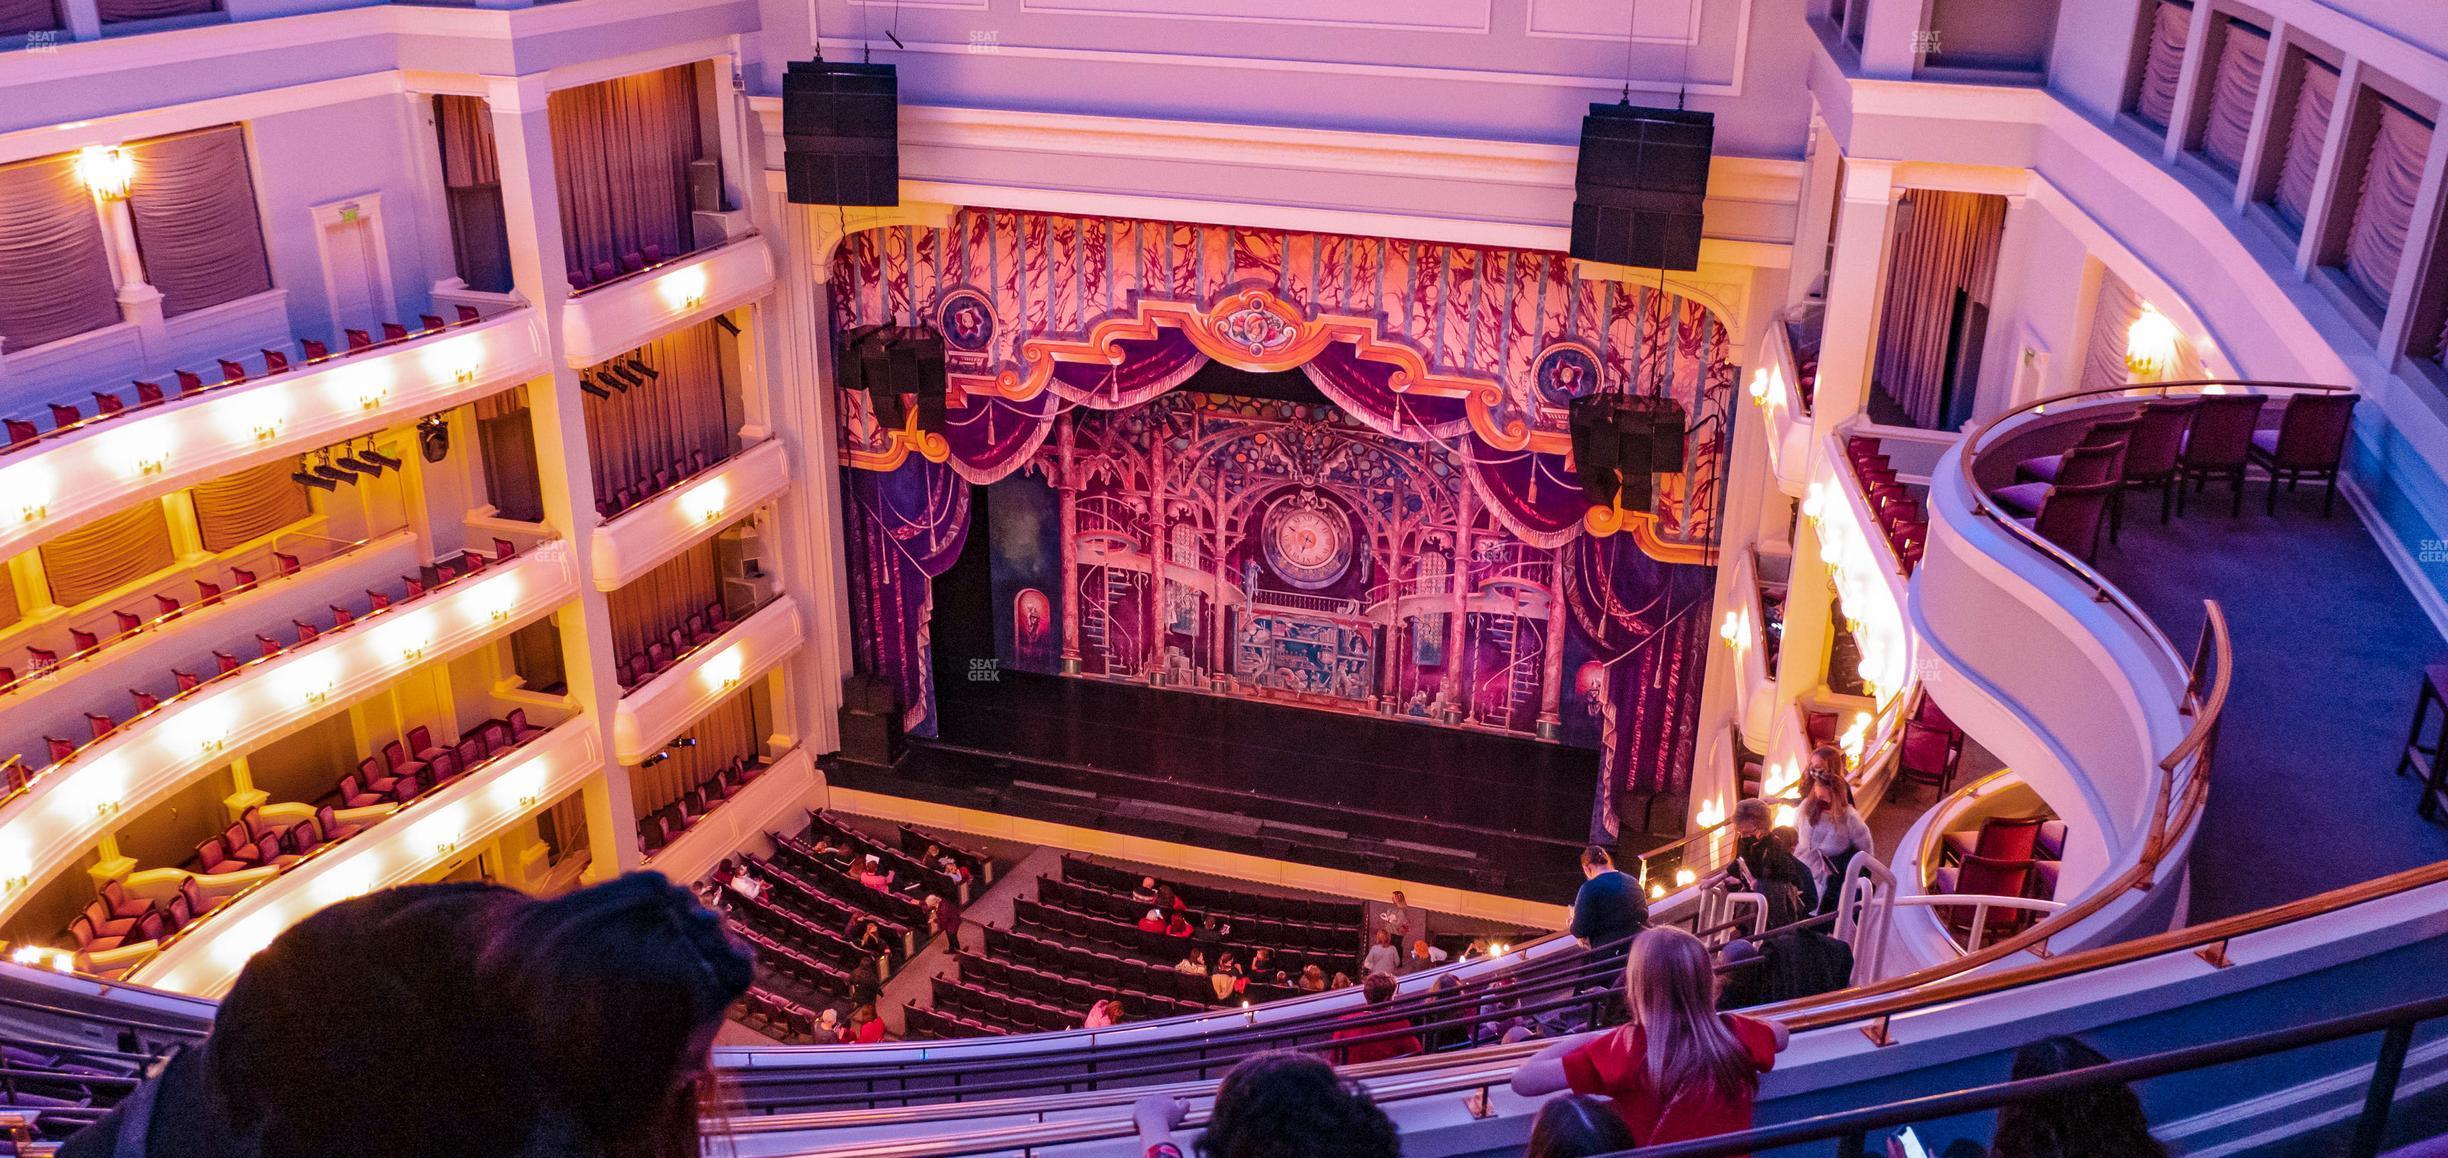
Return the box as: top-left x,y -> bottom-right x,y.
2342,101 -> 2433,307
2134,1 -> 2191,128
606,539 -> 721,667
2275,59 -> 2341,228
435,95 -> 512,293
94,0 -> 214,22
629,686 -> 764,818
0,0 -> 57,35
581,320 -> 734,498
125,126 -> 274,318
191,461 -> 312,552
547,65 -> 703,275
1871,190 -> 2007,429
2080,269 -> 2202,391
2200,22 -> 2268,171
0,153 -> 120,353
40,501 -> 175,608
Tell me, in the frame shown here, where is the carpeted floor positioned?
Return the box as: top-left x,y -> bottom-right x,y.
2090,477 -> 2448,923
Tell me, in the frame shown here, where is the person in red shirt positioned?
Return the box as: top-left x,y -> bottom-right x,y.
1330,973 -> 1423,1065
849,1003 -> 887,1044
1137,908 -> 1169,934
1164,911 -> 1195,939
1510,927 -> 1787,1150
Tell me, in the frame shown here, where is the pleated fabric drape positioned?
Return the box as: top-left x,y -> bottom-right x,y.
580,320 -> 733,497
1871,190 -> 2007,428
2200,23 -> 2268,171
436,95 -> 500,187
2079,270 -> 2204,391
0,0 -> 57,38
94,0 -> 214,22
628,686 -> 763,817
0,567 -> 21,630
2342,103 -> 2433,306
547,65 -> 702,274
2275,60 -> 2340,227
540,792 -> 590,866
2134,1 -> 2191,128
191,461 -> 311,552
125,126 -> 273,318
0,153 -> 120,353
39,501 -> 174,608
606,539 -> 720,666
436,95 -> 512,291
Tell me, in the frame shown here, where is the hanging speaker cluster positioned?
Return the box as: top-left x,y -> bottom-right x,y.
1570,102 -> 1714,272
782,59 -> 900,207
837,324 -> 947,433
1568,394 -> 1688,514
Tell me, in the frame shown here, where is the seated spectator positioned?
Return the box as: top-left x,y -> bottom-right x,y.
815,1006 -> 847,1043
1132,876 -> 1160,905
1250,947 -> 1276,978
1406,939 -> 1448,972
1714,938 -> 1770,1010
1135,1051 -> 1398,1158
1937,1036 -> 2168,1158
811,836 -> 853,869
856,856 -> 894,892
60,873 -> 750,1158
1158,883 -> 1184,911
849,957 -> 882,1009
1510,927 -> 1787,1147
1330,971 -> 1355,990
1297,964 -> 1329,993
1194,913 -> 1230,946
1421,973 -> 1469,1052
850,1003 -> 887,1044
854,919 -> 891,958
1362,930 -> 1402,977
1175,948 -> 1210,976
1084,996 -> 1127,1029
725,864 -> 765,902
1165,911 -> 1196,939
1730,798 -> 1817,926
1526,1094 -> 1637,1158
1330,973 -> 1422,1065
1212,952 -> 1246,1001
1139,909 -> 1170,934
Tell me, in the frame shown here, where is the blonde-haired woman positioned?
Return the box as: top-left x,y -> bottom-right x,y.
1796,743 -> 1873,915
1510,927 -> 1786,1147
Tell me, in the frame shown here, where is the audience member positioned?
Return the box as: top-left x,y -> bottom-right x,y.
1422,973 -> 1468,1052
1936,1036 -> 2168,1158
1084,996 -> 1127,1029
1730,798 -> 1818,926
1363,930 -> 1402,977
1297,965 -> 1329,993
1140,908 -> 1171,934
1166,911 -> 1197,939
1134,1051 -> 1399,1158
849,957 -> 882,1009
854,919 -> 891,958
1195,913 -> 1229,947
815,1006 -> 848,1043
1175,948 -> 1210,976
851,1003 -> 887,1044
1405,939 -> 1449,973
61,873 -> 751,1158
1570,845 -> 1647,1017
1250,948 -> 1276,978
1159,884 -> 1185,911
1133,877 -> 1161,905
1797,745 -> 1873,914
856,855 -> 895,892
1374,890 -> 1415,945
1331,973 -> 1423,1065
1212,952 -> 1247,1001
927,893 -> 963,953
1525,1094 -> 1638,1158
725,863 -> 765,902
1330,971 -> 1355,990
1510,927 -> 1787,1147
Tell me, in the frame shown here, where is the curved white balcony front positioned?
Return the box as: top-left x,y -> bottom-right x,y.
591,437 -> 791,590
130,714 -> 603,998
561,236 -> 778,370
612,596 -> 801,764
0,311 -> 548,562
0,540 -> 579,926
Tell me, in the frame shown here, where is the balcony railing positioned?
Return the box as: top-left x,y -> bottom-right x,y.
592,438 -> 790,590
612,596 -> 801,765
560,235 -> 775,370
0,540 -> 577,927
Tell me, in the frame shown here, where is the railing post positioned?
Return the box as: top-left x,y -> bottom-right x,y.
2348,1022 -> 2414,1158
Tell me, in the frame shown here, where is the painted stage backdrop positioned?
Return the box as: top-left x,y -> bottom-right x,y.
834,210 -> 1734,836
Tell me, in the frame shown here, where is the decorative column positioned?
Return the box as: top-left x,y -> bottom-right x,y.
1536,582 -> 1568,739
77,147 -> 168,348
1146,433 -> 1168,678
1056,414 -> 1083,675
485,73 -> 640,879
1437,494 -> 1474,723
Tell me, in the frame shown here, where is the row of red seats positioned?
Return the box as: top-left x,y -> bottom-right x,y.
20,539 -> 525,780
595,449 -> 715,522
0,306 -> 485,454
614,600 -> 735,690
565,243 -> 672,292
1,551 -> 305,697
68,877 -> 227,954
637,754 -> 766,854
1847,437 -> 1927,572
1930,814 -> 2071,940
331,711 -> 544,810
190,804 -> 365,876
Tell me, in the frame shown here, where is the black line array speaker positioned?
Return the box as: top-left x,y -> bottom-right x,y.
1568,394 -> 1688,514
1570,103 -> 1714,272
837,674 -> 903,767
836,324 -> 948,433
782,59 -> 899,207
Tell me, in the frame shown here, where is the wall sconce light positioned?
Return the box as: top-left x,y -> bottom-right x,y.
121,433 -> 170,479
75,145 -> 135,201
681,478 -> 729,525
422,338 -> 482,387
660,267 -> 710,313
288,657 -> 339,707
478,579 -> 519,626
1648,882 -> 1667,900
1695,797 -> 1726,829
18,501 -> 45,525
2125,303 -> 2181,383
251,416 -> 285,443
701,646 -> 745,693
1747,369 -> 1769,403
1719,610 -> 1749,649
383,616 -> 431,664
1672,868 -> 1698,888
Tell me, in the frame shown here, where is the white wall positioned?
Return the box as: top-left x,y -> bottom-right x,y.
247,94 -> 443,346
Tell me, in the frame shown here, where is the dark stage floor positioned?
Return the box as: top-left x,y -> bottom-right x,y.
829,669 -> 1630,900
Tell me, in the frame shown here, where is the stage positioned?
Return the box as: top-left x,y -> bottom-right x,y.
828,668 -> 1657,900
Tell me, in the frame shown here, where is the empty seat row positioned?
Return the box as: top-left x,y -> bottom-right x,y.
638,755 -> 766,853
967,937 -> 1212,1016
902,1001 -> 1001,1041
594,449 -> 716,522
1847,437 -> 1927,572
191,804 -> 365,876
711,882 -> 870,975
732,924 -> 851,1004
616,601 -> 735,690
332,711 -> 543,811
0,307 -> 486,457
736,986 -> 843,1045
565,243 -> 672,292
930,976 -> 1072,1035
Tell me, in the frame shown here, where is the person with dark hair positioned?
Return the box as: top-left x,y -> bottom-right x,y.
854,919 -> 891,959
850,1003 -> 888,1044
1937,1036 -> 2168,1158
1135,1051 -> 1400,1158
1570,846 -> 1648,950
1797,746 -> 1872,915
849,955 -> 883,1009
1525,1094 -> 1636,1158
1729,798 -> 1816,926
1331,973 -> 1422,1065
59,872 -> 751,1158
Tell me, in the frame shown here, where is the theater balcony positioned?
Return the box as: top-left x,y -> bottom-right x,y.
561,233 -> 774,370
613,596 -> 799,766
592,437 -> 788,587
